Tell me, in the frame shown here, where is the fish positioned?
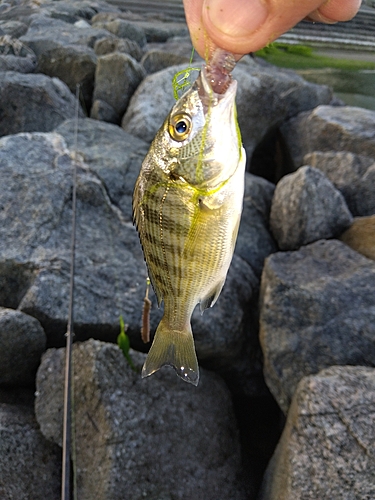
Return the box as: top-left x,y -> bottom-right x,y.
133,51 -> 246,385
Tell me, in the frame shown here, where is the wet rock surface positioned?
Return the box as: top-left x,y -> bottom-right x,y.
0,0 -> 374,498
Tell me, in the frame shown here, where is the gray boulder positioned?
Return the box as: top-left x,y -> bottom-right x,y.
259,366 -> 375,500
304,151 -> 375,216
89,98 -> 118,123
340,215 -> 375,261
0,403 -> 61,499
40,1 -> 100,24
0,20 -> 28,37
20,16 -> 114,56
0,71 -> 84,137
122,59 -> 332,160
281,105 -> 375,168
0,33 -> 36,72
127,19 -> 189,42
35,339 -> 250,500
147,35 -> 200,60
91,19 -> 147,47
234,60 -> 333,161
36,44 -> 97,110
55,118 -> 149,220
270,166 -> 353,250
91,52 -> 145,123
236,173 -> 277,278
122,63 -> 189,142
0,130 -> 148,346
0,308 -> 46,387
0,53 -> 36,72
260,239 -> 375,413
141,49 -> 190,74
94,35 -> 144,61
0,3 -> 36,24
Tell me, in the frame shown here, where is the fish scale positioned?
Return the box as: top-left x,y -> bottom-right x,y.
133,60 -> 246,385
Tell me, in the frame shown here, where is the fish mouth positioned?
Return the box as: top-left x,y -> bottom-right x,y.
197,65 -> 237,113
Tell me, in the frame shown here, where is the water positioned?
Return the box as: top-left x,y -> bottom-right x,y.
296,68 -> 375,111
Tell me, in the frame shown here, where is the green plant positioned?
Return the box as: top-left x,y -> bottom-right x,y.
255,42 -> 375,71
117,315 -> 137,371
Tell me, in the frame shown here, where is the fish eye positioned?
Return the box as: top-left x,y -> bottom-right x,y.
168,113 -> 192,142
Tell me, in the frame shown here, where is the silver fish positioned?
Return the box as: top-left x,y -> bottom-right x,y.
133,53 -> 246,385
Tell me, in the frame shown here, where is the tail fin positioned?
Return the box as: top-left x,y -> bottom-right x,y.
142,318 -> 199,386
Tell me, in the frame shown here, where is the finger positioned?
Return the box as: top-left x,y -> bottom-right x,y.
184,0 -> 361,58
307,0 -> 361,23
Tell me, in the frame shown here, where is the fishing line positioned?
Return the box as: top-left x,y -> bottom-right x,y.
172,47 -> 199,100
61,84 -> 80,500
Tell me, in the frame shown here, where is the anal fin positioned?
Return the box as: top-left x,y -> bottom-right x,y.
199,278 -> 225,313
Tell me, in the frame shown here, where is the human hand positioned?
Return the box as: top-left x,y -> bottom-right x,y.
183,0 -> 362,59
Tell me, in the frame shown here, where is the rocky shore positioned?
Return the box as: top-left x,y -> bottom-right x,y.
1,1 -> 375,499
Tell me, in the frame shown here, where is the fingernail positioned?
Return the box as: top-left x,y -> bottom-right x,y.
203,0 -> 268,37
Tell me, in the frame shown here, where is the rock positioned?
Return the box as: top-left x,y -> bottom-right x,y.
74,19 -> 91,28
55,118 -> 149,220
35,339 -> 250,500
281,105 -> 375,169
259,239 -> 375,413
270,166 -> 353,250
0,308 -> 46,387
20,16 -> 114,56
128,19 -> 189,42
89,98 -> 118,122
92,19 -> 147,47
304,151 -> 375,216
0,20 -> 28,38
0,71 -> 84,137
340,215 -> 375,261
0,3 -> 36,24
122,63 -> 189,142
36,44 -> 97,110
147,35 -> 200,60
234,61 -> 333,161
236,173 -> 277,278
41,1 -> 98,24
0,130 -> 148,347
94,36 -> 143,61
141,49 -> 190,74
92,52 -> 145,123
0,403 -> 61,499
0,53 -> 36,72
0,33 -> 32,57
259,366 -> 375,500
122,59 -> 332,158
